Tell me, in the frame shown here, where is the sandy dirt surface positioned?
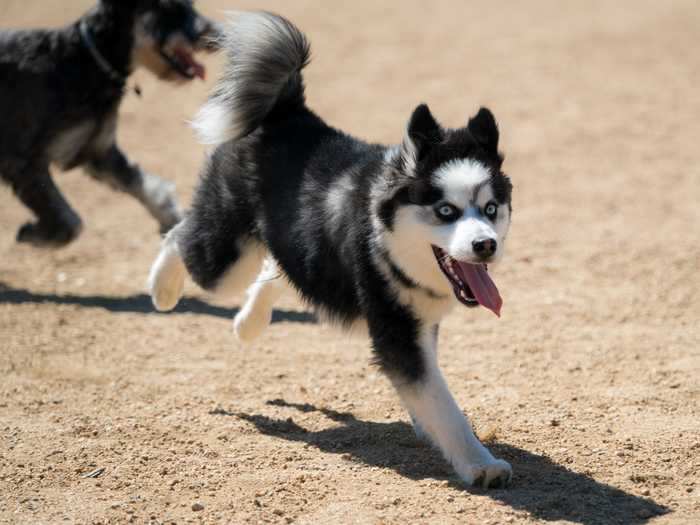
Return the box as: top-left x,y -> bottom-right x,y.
1,1 -> 699,523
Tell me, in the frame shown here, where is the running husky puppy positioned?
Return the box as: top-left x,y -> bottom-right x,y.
149,12 -> 514,488
0,0 -> 219,247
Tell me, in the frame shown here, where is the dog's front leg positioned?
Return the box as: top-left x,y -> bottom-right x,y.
233,256 -> 286,343
371,319 -> 511,488
10,164 -> 83,247
85,145 -> 182,233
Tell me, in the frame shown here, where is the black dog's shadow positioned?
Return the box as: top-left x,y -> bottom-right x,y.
0,282 -> 315,324
219,400 -> 668,525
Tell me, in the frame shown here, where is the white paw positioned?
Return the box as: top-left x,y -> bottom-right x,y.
233,306 -> 272,343
455,458 -> 512,489
149,255 -> 184,311
152,281 -> 183,312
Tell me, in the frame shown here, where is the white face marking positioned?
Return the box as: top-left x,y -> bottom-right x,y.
433,158 -> 492,208
382,158 -> 511,292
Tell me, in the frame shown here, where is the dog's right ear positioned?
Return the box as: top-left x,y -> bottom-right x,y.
401,104 -> 443,173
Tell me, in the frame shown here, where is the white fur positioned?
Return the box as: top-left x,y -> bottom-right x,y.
233,256 -> 286,342
433,158 -> 491,209
394,329 -> 512,487
384,208 -> 454,295
213,241 -> 267,298
325,171 -> 357,234
192,101 -> 238,145
192,11 -> 308,145
149,225 -> 186,311
400,128 -> 419,174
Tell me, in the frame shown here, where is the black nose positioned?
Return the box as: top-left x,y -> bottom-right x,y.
472,238 -> 497,258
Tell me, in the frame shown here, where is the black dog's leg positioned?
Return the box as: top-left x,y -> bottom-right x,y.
367,306 -> 512,488
85,144 -> 182,233
10,165 -> 83,248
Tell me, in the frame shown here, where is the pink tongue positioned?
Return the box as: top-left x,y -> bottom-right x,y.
456,263 -> 503,317
174,48 -> 206,80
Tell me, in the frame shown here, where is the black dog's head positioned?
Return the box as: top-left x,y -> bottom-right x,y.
102,0 -> 221,82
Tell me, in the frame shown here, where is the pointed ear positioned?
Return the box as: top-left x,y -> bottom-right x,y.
467,107 -> 499,156
401,104 -> 443,172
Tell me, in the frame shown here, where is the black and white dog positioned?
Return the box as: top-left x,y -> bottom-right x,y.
149,12 -> 514,488
0,0 -> 219,247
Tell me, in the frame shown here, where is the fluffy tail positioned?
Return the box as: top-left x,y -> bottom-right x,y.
192,11 -> 311,145
148,224 -> 186,312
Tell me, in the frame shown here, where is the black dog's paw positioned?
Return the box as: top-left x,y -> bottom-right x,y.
16,221 -> 82,248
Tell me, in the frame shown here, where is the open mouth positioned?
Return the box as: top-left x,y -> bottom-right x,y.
432,246 -> 503,317
160,46 -> 206,80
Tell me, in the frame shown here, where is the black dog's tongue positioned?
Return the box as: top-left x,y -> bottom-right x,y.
454,261 -> 503,317
173,48 -> 205,79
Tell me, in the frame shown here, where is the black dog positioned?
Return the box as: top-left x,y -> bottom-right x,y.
0,0 -> 219,247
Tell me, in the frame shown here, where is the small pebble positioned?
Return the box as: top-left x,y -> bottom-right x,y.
191,502 -> 204,512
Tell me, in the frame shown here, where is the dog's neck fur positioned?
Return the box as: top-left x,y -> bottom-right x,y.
79,4 -> 139,82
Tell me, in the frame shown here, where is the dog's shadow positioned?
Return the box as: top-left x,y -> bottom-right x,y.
218,399 -> 668,525
0,282 -> 315,324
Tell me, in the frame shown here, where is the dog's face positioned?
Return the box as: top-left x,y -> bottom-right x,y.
380,105 -> 512,315
108,0 -> 221,82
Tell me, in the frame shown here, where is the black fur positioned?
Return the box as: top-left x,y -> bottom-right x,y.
0,0 -> 219,247
175,13 -> 512,383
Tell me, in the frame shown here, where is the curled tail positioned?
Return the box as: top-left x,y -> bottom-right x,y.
192,11 -> 311,145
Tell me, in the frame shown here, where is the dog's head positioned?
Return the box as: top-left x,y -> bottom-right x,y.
380,104 -> 512,316
102,0 -> 221,82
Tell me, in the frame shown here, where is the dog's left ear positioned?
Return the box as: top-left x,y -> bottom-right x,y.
467,107 -> 499,156
401,104 -> 443,172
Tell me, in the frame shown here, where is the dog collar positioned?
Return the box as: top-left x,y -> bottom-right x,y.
79,20 -> 128,87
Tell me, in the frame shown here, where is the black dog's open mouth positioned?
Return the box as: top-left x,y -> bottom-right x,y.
160,46 -> 205,80
432,246 -> 503,317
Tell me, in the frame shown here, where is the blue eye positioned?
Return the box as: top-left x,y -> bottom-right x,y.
484,202 -> 498,220
435,203 -> 460,222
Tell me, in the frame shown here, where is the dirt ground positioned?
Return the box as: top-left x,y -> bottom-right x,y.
1,1 -> 699,523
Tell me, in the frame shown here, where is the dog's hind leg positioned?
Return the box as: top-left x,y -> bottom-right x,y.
85,144 -> 182,233
234,256 -> 286,343
149,222 -> 187,311
10,164 -> 83,248
370,314 -> 512,489
207,241 -> 267,300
